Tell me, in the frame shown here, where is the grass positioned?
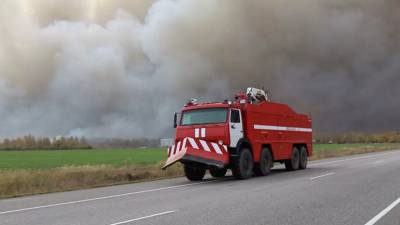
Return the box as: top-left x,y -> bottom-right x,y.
311,143 -> 400,160
0,163 -> 183,199
0,143 -> 399,199
0,148 -> 166,170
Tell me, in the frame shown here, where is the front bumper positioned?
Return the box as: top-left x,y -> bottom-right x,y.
162,137 -> 229,169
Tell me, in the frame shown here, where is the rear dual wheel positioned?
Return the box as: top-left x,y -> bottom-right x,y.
299,146 -> 308,169
285,146 -> 308,171
285,146 -> 300,171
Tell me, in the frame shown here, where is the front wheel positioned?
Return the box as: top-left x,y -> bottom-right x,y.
184,165 -> 206,181
209,168 -> 227,178
285,146 -> 300,171
232,148 -> 254,179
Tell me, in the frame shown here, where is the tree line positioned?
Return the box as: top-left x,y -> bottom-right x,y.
89,138 -> 160,148
314,132 -> 400,144
0,135 -> 92,150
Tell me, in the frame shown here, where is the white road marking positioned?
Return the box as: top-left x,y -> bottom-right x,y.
364,197 -> 400,225
109,210 -> 176,225
310,151 -> 397,167
372,160 -> 383,164
310,172 -> 335,180
0,181 -> 215,215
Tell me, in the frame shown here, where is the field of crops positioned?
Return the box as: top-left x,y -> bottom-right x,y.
1,144 -> 399,170
0,148 -> 167,170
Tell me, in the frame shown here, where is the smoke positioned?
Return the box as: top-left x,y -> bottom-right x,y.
0,0 -> 399,138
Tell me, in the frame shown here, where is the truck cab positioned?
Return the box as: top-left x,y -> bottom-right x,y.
176,104 -> 243,149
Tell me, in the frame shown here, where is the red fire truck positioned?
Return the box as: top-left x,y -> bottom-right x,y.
163,87 -> 312,181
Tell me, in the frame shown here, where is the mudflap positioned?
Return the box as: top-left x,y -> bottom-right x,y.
162,137 -> 229,169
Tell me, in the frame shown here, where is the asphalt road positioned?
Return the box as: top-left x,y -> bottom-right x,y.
1,150 -> 400,225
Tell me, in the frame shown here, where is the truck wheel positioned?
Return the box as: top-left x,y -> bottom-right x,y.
299,146 -> 308,170
184,165 -> 206,181
285,146 -> 300,171
209,168 -> 227,178
254,147 -> 272,176
232,148 -> 254,179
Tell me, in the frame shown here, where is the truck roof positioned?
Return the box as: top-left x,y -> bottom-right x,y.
182,102 -> 230,111
181,100 -> 308,118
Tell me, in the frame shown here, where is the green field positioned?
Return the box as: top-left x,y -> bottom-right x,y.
0,148 -> 167,170
0,144 -> 399,170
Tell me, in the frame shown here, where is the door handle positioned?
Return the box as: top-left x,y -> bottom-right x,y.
231,124 -> 236,129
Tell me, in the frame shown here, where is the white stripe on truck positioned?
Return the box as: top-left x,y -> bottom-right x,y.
188,138 -> 199,149
199,140 -> 211,152
201,128 -> 206,137
254,124 -> 312,133
211,143 -> 223,155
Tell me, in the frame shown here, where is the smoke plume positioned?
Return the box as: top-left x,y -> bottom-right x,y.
0,0 -> 399,138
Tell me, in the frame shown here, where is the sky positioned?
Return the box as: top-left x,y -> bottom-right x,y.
0,0 -> 399,138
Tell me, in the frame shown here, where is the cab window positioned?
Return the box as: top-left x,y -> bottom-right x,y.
230,109 -> 240,123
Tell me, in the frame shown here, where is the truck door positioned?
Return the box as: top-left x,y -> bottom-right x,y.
229,109 -> 243,148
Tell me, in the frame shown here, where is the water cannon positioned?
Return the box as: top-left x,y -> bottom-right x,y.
246,87 -> 269,103
185,98 -> 198,106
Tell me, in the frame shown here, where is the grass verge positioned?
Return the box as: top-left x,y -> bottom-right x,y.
310,143 -> 400,160
0,162 -> 183,199
0,144 -> 399,199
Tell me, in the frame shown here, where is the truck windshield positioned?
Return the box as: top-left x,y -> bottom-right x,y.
181,108 -> 228,126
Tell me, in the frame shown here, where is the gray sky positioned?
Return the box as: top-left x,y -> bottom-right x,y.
0,0 -> 399,138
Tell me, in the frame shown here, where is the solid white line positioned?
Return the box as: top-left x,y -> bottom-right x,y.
310,172 -> 335,180
310,151 -> 398,167
364,197 -> 400,225
0,181 -> 215,215
109,210 -> 176,225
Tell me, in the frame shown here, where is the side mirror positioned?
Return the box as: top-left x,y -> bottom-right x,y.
173,112 -> 178,128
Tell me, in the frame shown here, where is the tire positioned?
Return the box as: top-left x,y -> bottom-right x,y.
254,147 -> 273,176
232,148 -> 254,179
184,165 -> 206,181
285,146 -> 300,171
299,146 -> 308,170
209,168 -> 227,178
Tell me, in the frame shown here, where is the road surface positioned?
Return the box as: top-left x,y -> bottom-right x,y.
1,150 -> 400,225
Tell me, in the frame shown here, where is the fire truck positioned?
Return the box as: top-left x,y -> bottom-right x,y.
163,87 -> 312,181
